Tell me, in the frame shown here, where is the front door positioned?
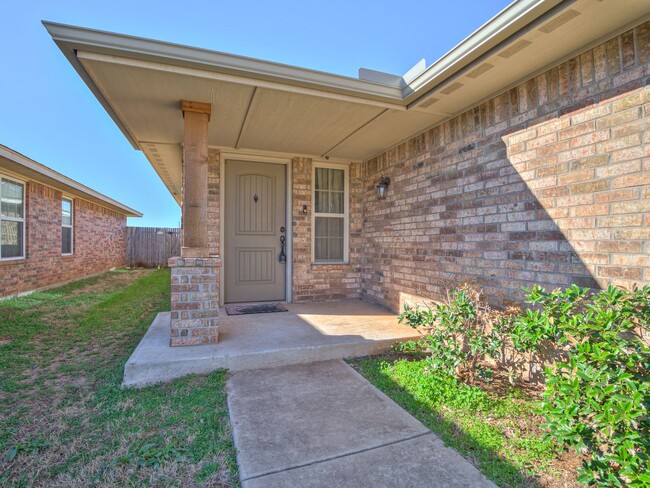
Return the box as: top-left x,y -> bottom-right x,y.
224,160 -> 286,303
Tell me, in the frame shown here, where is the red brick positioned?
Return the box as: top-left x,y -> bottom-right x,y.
558,170 -> 594,185
594,188 -> 639,203
596,160 -> 642,178
611,172 -> 650,189
570,180 -> 608,194
0,181 -> 127,298
598,266 -> 642,280
597,215 -> 643,227
598,241 -> 642,253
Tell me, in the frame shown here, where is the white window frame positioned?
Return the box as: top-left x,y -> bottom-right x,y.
0,175 -> 26,261
62,196 -> 74,256
311,162 -> 349,264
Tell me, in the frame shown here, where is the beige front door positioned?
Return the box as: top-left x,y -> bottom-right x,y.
224,160 -> 287,303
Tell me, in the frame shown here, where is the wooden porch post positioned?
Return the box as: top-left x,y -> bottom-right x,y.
181,100 -> 211,258
168,100 -> 220,347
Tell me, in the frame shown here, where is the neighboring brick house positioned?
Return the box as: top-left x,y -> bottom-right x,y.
0,145 -> 141,298
46,0 -> 649,345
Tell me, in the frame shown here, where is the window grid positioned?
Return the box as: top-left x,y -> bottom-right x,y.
312,164 -> 348,264
0,177 -> 26,260
62,197 -> 73,255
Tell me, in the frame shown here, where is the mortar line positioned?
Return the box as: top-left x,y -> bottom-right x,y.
240,430 -> 432,482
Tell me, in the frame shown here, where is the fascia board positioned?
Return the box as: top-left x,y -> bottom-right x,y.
42,21 -> 405,103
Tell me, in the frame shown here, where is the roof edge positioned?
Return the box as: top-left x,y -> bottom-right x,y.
403,0 -> 566,100
43,1 -> 572,111
42,20 -> 405,103
0,145 -> 142,217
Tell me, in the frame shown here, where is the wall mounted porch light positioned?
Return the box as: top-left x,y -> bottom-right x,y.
376,176 -> 390,200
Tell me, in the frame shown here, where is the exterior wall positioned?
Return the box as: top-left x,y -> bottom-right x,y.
214,153 -> 362,304
291,158 -> 363,302
361,22 -> 650,311
0,180 -> 127,298
207,148 -> 220,255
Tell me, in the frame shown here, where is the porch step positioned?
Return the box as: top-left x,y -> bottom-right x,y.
123,302 -> 419,388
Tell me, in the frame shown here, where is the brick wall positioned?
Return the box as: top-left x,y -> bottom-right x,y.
207,148 -> 220,255
208,154 -> 362,303
0,180 -> 127,298
291,158 -> 363,302
169,256 -> 220,346
361,22 -> 650,311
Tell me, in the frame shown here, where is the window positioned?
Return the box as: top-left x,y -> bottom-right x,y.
312,164 -> 348,263
0,177 -> 25,260
62,198 -> 73,255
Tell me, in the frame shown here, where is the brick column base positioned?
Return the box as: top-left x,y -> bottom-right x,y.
169,256 -> 221,346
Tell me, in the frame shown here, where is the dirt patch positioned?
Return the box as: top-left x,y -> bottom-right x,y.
67,268 -> 153,297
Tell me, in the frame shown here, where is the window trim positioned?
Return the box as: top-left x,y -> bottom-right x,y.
61,196 -> 74,256
0,175 -> 26,261
311,162 -> 349,264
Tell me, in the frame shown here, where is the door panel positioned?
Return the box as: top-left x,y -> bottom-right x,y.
225,160 -> 286,303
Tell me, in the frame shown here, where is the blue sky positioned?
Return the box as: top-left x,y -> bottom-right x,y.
0,0 -> 511,227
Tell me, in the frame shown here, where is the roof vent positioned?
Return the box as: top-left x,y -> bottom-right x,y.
539,9 -> 580,34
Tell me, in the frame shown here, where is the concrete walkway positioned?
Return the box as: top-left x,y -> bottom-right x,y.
227,360 -> 496,487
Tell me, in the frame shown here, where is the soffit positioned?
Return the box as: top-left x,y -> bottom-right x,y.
237,88 -> 384,155
45,0 -> 650,202
79,56 -> 254,147
326,110 -> 445,160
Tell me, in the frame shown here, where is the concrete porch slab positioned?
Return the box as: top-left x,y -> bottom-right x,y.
123,300 -> 420,388
228,360 -> 496,487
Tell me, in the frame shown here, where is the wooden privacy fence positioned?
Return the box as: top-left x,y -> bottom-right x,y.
126,227 -> 181,268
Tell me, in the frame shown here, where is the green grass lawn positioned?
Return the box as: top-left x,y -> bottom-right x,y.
350,358 -> 581,488
0,269 -> 239,487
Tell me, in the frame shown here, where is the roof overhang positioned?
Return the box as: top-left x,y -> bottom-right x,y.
0,145 -> 142,217
43,0 -> 650,203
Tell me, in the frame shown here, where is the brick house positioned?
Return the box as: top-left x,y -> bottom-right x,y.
0,145 -> 141,298
45,0 -> 649,346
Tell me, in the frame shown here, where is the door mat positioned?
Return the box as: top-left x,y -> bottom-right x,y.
225,303 -> 289,316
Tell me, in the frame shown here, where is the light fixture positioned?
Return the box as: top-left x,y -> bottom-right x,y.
376,176 -> 390,200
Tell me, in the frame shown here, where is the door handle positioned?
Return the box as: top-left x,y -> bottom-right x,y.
279,229 -> 286,264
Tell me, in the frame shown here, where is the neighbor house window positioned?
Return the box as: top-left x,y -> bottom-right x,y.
62,197 -> 73,255
0,177 -> 25,260
312,164 -> 348,263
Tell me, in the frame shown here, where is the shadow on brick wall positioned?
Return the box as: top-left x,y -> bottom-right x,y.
360,23 -> 649,312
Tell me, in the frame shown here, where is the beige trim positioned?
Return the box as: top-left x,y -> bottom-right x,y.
61,196 -> 74,256
0,173 -> 26,261
311,162 -> 350,265
211,145 -> 355,165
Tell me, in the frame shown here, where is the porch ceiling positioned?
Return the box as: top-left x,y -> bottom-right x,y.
44,0 -> 650,203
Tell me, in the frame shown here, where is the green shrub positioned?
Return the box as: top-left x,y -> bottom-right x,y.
397,285 -> 517,382
513,284 -> 650,487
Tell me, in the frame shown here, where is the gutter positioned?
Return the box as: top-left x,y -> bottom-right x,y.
403,0 -> 567,104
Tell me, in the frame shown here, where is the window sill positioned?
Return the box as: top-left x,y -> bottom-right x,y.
0,257 -> 26,265
312,261 -> 349,266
